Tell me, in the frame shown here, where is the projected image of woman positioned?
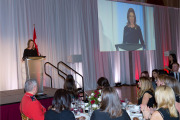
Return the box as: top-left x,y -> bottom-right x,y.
123,8 -> 145,49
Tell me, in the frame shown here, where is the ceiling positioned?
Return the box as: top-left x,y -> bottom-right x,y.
129,0 -> 180,8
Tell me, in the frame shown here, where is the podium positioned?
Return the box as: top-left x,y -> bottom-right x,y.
25,56 -> 46,95
115,44 -> 143,51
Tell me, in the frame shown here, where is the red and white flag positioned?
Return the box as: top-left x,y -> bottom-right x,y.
33,26 -> 39,56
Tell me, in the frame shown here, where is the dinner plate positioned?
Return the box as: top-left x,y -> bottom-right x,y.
130,114 -> 143,120
75,113 -> 89,120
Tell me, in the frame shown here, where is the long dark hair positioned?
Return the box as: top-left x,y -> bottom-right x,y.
141,71 -> 149,78
127,8 -> 137,27
152,69 -> 159,81
97,77 -> 110,89
100,87 -> 122,118
64,75 -> 78,98
169,53 -> 177,64
52,89 -> 71,113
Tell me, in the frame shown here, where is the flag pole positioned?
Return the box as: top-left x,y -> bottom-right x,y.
33,24 -> 39,56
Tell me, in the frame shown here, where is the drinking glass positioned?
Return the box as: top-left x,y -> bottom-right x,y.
71,98 -> 76,111
73,108 -> 78,115
88,107 -> 93,117
125,98 -> 129,104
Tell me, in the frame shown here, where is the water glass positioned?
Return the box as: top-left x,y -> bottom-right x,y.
122,102 -> 127,109
88,106 -> 93,116
125,98 -> 129,104
73,108 -> 78,115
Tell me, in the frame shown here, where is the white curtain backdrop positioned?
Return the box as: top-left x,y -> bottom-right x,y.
0,0 -> 179,91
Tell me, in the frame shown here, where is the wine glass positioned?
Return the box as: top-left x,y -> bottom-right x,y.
71,98 -> 76,111
125,98 -> 129,104
124,98 -> 129,109
88,106 -> 93,117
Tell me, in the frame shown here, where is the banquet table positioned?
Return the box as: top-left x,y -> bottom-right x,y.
126,104 -> 143,120
73,103 -> 143,120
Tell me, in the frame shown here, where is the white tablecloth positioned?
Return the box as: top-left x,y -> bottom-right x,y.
74,104 -> 143,120
75,113 -> 90,120
126,105 -> 143,120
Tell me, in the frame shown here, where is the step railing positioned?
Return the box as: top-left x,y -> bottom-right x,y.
57,61 -> 84,98
44,62 -> 66,88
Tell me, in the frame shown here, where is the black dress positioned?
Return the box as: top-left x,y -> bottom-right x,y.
175,94 -> 180,102
157,108 -> 179,120
168,63 -> 173,73
123,25 -> 145,46
22,48 -> 38,60
45,109 -> 75,120
90,109 -> 131,120
138,91 -> 155,108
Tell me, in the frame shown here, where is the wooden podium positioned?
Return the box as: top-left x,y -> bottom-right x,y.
25,56 -> 46,95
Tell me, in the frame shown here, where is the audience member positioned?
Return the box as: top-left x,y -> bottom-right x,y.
45,89 -> 75,120
151,69 -> 159,89
165,53 -> 177,73
158,69 -> 168,75
97,77 -> 110,89
141,86 -> 179,120
137,77 -> 155,108
152,69 -> 159,82
141,71 -> 149,78
90,87 -> 130,120
157,75 -> 180,113
169,62 -> 180,82
156,74 -> 168,87
20,79 -> 46,120
64,74 -> 78,99
136,71 -> 149,87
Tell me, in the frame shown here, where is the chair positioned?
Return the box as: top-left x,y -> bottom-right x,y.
21,113 -> 32,120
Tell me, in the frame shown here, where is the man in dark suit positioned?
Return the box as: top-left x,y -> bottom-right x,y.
169,62 -> 180,82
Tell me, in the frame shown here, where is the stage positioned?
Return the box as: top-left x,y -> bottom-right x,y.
0,85 -> 137,120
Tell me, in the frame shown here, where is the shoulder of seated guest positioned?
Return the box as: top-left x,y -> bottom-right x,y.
25,93 -> 37,101
151,111 -> 163,120
144,92 -> 152,98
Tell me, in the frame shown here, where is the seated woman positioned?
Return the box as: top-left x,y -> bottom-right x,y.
97,77 -> 110,89
151,69 -> 159,90
45,89 -> 75,120
156,74 -> 167,87
137,77 -> 155,108
157,75 -> 180,113
152,69 -> 159,82
90,87 -> 130,120
136,71 -> 149,87
141,86 -> 179,120
64,74 -> 78,99
141,71 -> 149,78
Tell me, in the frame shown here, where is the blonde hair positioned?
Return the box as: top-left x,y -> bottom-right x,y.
155,86 -> 178,117
138,77 -> 154,99
27,39 -> 35,49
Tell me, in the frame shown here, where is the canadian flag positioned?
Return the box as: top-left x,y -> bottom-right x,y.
33,26 -> 39,56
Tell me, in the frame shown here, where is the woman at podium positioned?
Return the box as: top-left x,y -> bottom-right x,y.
22,39 -> 38,61
123,8 -> 145,49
